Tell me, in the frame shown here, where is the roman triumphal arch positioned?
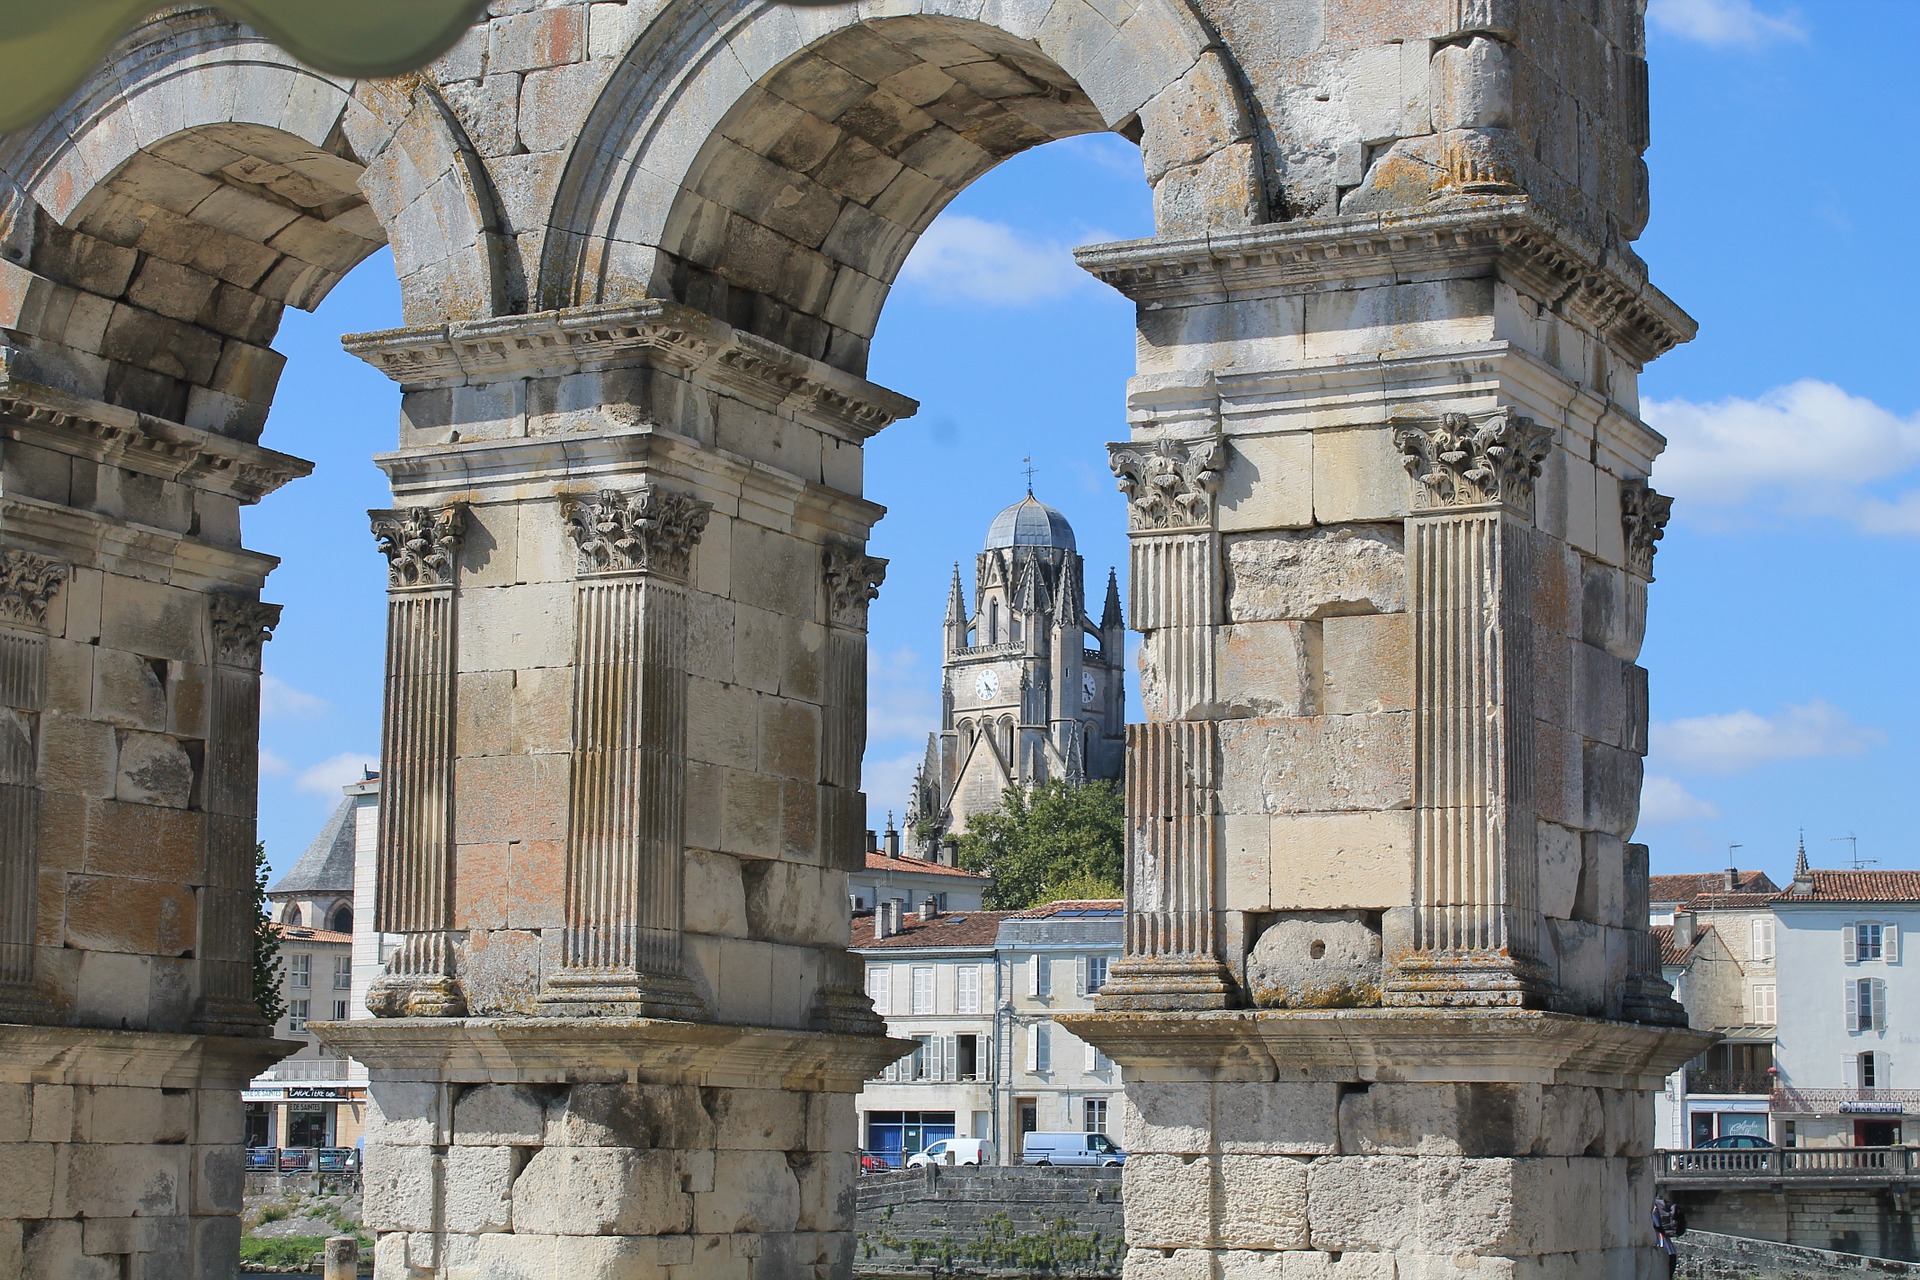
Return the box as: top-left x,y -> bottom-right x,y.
0,1 -> 1711,1276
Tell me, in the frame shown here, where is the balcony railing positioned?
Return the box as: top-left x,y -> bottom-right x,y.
1658,1146 -> 1919,1181
1685,1069 -> 1774,1095
261,1058 -> 356,1082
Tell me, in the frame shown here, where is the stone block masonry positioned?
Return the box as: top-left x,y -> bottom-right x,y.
1678,1230 -> 1920,1279
855,1167 -> 1125,1276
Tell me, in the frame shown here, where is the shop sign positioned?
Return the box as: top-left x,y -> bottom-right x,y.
1840,1101 -> 1904,1114
286,1087 -> 348,1101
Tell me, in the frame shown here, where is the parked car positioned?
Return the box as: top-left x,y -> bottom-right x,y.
315,1147 -> 357,1174
859,1153 -> 892,1174
1020,1132 -> 1125,1166
245,1147 -> 278,1172
278,1147 -> 313,1172
1695,1135 -> 1774,1150
908,1138 -> 990,1168
1673,1134 -> 1775,1171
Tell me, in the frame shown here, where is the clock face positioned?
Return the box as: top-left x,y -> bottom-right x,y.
974,668 -> 1000,701
1082,672 -> 1097,706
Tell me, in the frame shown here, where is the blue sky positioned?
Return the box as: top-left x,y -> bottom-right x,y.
250,0 -> 1909,893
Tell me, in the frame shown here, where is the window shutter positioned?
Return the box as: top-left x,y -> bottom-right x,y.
1076,955 -> 1089,997
1888,925 -> 1901,964
979,1035 -> 990,1078
870,968 -> 892,1017
1025,1028 -> 1038,1073
1875,979 -> 1889,1031
1845,925 -> 1858,964
1847,979 -> 1859,1031
1038,957 -> 1051,998
1027,957 -> 1041,998
1846,1054 -> 1861,1089
1036,1026 -> 1051,1073
1085,1038 -> 1098,1072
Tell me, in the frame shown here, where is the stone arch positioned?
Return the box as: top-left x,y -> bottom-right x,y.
542,0 -> 1261,370
0,8 -> 505,438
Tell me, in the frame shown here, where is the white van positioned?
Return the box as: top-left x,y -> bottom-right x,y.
907,1137 -> 991,1167
1019,1131 -> 1126,1166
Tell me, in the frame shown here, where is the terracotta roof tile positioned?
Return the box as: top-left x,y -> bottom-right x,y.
852,910 -> 1012,949
862,852 -> 989,880
1777,870 -> 1920,904
271,923 -> 352,945
1690,892 -> 1780,910
1651,923 -> 1711,968
1649,871 -> 1779,906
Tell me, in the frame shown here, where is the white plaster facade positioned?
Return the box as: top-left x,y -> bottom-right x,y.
850,844 -> 991,915
998,902 -> 1125,1152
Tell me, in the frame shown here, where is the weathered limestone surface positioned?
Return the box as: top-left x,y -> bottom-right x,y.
0,0 -> 1696,1276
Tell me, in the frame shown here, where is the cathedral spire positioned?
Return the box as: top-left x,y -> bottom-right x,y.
1014,554 -> 1045,616
1054,555 -> 1082,628
944,562 -> 968,652
1102,567 -> 1123,630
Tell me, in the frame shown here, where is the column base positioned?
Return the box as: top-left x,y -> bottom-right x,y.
536,968 -> 707,1020
195,994 -> 273,1038
0,1023 -> 296,1280
1065,1008 -> 1712,1279
1620,974 -> 1690,1027
1094,955 -> 1237,1011
314,1017 -> 907,1280
1382,948 -> 1556,1009
367,973 -> 467,1018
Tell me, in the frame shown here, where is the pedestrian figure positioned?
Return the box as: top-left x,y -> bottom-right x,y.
1653,1195 -> 1686,1277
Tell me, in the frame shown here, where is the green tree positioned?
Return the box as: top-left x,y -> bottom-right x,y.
956,780 -> 1124,910
251,842 -> 285,1026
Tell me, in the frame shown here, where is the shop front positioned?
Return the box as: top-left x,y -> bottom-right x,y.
241,1084 -> 367,1153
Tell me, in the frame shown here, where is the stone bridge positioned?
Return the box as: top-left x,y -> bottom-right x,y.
0,1 -> 1709,1276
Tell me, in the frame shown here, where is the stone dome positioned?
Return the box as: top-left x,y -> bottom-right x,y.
983,494 -> 1076,552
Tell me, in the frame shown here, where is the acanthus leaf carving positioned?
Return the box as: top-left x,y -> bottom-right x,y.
1107,436 -> 1225,531
0,550 -> 66,629
562,485 -> 711,580
1619,478 -> 1673,581
823,541 -> 887,628
209,594 -> 281,669
370,505 -> 466,589
1392,410 -> 1553,513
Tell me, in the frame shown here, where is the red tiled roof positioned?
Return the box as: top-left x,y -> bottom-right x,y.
852,909 -> 1012,949
272,923 -> 351,945
1690,892 -> 1779,910
1649,871 -> 1779,905
1008,899 -> 1124,919
1777,871 -> 1920,904
862,851 -> 989,880
1651,923 -> 1711,968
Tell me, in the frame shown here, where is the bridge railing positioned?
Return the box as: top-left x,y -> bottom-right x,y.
1658,1146 -> 1919,1178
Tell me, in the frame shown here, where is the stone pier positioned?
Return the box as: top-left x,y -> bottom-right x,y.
1,0 -> 1707,1276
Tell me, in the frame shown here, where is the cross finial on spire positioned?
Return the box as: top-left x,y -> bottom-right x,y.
1023,456 -> 1036,495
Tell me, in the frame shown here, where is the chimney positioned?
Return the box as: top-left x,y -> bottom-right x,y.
920,900 -> 941,922
873,901 -> 894,941
891,899 -> 908,933
884,812 -> 901,858
866,829 -> 877,856
1673,909 -> 1696,950
1724,867 -> 1737,892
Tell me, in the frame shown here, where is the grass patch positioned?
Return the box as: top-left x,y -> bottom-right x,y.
240,1237 -> 326,1269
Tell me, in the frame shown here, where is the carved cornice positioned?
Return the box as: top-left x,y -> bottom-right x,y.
1108,436 -> 1225,532
209,594 -> 281,669
369,505 -> 465,590
1619,478 -> 1673,581
343,302 -> 918,441
823,541 -> 887,629
1074,198 -> 1696,367
1392,410 -> 1552,514
0,549 -> 66,629
0,376 -> 311,503
561,486 -> 711,581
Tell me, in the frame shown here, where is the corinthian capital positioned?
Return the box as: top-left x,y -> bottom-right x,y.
562,485 -> 711,581
0,550 -> 66,630
1620,478 -> 1673,581
370,505 -> 465,589
1107,436 -> 1225,532
1392,410 -> 1553,513
823,541 -> 887,628
210,595 -> 282,670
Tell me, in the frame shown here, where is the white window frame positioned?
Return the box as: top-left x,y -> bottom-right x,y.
957,964 -> 982,1015
868,966 -> 892,1017
289,953 -> 311,990
1027,1024 -> 1051,1074
334,955 -> 353,990
331,998 -> 349,1022
1750,916 -> 1775,962
1029,956 -> 1051,1000
1848,976 -> 1888,1032
288,999 -> 310,1034
1751,982 -> 1777,1025
1084,1097 -> 1109,1135
911,965 -> 935,1015
1088,954 -> 1109,995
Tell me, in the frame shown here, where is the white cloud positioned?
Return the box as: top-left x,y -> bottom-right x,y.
259,748 -> 292,777
260,674 -> 327,719
1649,700 -> 1884,775
867,645 -> 938,742
1647,0 -> 1805,45
898,215 -> 1113,306
1646,380 -> 1920,533
1639,775 -> 1721,824
295,751 -> 377,798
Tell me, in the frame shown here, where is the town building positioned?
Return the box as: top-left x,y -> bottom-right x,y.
852,898 -> 1124,1164
851,818 -> 991,913
995,901 -> 1124,1155
244,774 -> 379,1151
1649,869 -> 1780,925
905,493 -> 1125,850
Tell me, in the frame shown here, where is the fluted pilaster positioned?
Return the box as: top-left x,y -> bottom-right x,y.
0,550 -> 64,1012
197,594 -> 281,1033
1385,411 -> 1554,1008
541,485 -> 709,1018
368,505 -> 466,1017
1099,436 -> 1233,1009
